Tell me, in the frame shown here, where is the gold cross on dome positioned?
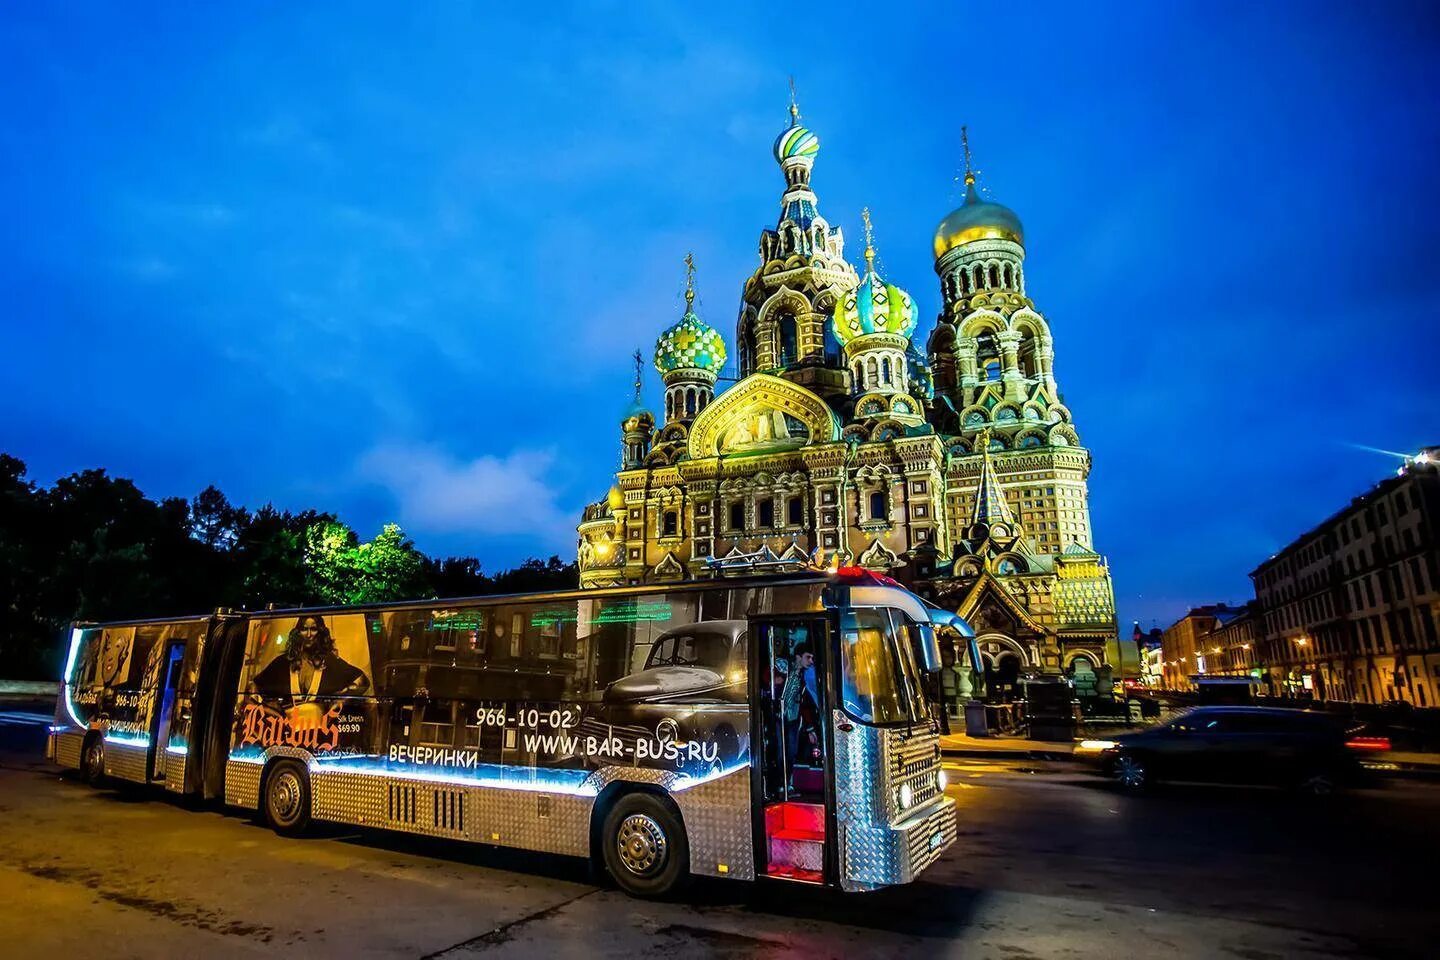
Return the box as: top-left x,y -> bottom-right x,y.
788,76 -> 800,122
683,251 -> 696,306
632,349 -> 644,401
961,124 -> 976,187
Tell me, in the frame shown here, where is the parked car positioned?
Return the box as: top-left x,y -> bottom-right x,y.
1076,706 -> 1389,795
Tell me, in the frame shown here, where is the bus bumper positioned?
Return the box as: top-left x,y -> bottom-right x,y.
840,793 -> 958,892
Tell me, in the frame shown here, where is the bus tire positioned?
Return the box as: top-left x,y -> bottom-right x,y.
601,792 -> 689,898
261,759 -> 312,837
80,735 -> 105,786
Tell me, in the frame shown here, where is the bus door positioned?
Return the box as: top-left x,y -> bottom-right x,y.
751,616 -> 833,885
190,617 -> 249,800
149,642 -> 188,781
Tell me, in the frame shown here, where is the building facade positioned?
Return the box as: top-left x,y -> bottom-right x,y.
1158,603 -> 1258,690
1250,449 -> 1440,705
577,106 -> 1119,689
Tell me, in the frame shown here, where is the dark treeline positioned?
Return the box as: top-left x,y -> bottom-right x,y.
0,454 -> 577,679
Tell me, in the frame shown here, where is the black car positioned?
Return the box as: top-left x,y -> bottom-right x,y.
1080,706 -> 1384,795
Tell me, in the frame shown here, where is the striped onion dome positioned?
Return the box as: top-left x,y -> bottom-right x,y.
773,117 -> 820,164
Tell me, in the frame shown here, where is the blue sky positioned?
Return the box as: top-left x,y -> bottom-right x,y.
2,2 -> 1437,629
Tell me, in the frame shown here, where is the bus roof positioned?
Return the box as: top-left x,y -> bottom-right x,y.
72,573 -> 841,629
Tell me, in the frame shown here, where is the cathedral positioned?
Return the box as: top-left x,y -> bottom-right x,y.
577,100 -> 1119,686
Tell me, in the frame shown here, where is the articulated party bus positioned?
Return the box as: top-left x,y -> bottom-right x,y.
48,570 -> 970,896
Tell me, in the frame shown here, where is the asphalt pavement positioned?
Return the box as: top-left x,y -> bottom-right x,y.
0,706 -> 1433,959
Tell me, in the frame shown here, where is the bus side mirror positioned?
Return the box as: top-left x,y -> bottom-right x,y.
909,623 -> 942,673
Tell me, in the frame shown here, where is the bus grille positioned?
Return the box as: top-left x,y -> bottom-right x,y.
434,789 -> 465,833
889,729 -> 941,810
389,784 -> 417,824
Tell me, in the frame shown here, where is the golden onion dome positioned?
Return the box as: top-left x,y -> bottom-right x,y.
933,180 -> 1024,259
606,485 -> 625,510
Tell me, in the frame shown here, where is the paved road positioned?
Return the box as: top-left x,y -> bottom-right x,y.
0,708 -> 1432,959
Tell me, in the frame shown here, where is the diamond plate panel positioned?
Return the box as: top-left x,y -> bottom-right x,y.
52,732 -> 84,771
162,749 -> 189,793
672,765 -> 754,880
225,757 -> 264,809
104,740 -> 150,784
831,711 -> 955,890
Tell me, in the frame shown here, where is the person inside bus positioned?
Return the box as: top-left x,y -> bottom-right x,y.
781,644 -> 818,781
249,614 -> 370,706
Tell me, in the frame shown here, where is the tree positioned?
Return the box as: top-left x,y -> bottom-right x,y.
190,485 -> 248,549
0,451 -> 583,678
344,523 -> 430,604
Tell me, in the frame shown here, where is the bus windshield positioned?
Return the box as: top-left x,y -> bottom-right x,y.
839,608 -> 930,726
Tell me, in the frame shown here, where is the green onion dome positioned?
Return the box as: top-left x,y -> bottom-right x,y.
833,254 -> 916,347
654,307 -> 727,376
773,115 -> 819,164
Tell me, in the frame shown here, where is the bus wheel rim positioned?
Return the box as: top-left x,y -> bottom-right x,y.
616,813 -> 667,877
270,770 -> 302,823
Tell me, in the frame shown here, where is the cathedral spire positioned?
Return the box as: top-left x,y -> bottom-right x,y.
632,349 -> 644,403
970,429 -> 1018,534
961,124 -> 977,190
861,206 -> 875,271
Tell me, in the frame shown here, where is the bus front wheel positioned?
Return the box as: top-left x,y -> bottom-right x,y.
601,792 -> 689,898
262,760 -> 312,836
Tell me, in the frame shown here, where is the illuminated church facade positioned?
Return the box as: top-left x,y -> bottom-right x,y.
577,103 -> 1118,680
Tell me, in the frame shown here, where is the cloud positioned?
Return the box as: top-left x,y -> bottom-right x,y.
358,442 -> 574,547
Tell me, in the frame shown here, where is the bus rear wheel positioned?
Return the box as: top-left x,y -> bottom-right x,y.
601,793 -> 689,898
81,737 -> 105,786
262,760 -> 312,836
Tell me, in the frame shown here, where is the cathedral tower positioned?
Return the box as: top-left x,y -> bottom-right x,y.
832,209 -> 924,428
655,254 -> 727,426
735,89 -> 858,403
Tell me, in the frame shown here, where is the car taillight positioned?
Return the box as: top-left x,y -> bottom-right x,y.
1345,736 -> 1391,752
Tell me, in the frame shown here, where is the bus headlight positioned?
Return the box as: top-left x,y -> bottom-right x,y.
898,782 -> 913,810
937,769 -> 947,792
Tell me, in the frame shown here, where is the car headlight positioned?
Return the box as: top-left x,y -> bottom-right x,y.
898,782 -> 913,810
1076,739 -> 1119,755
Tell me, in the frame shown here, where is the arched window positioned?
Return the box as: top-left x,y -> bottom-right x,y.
823,316 -> 842,364
777,313 -> 798,366
866,357 -> 879,384
988,264 -> 999,287
1002,263 -> 1013,288
729,501 -> 745,530
665,394 -> 673,421
972,265 -> 984,290
881,357 -> 892,384
685,389 -> 696,417
852,362 -> 863,389
869,490 -> 888,520
959,270 -> 970,294
964,411 -> 986,428
738,316 -> 756,377
1017,333 -> 1039,378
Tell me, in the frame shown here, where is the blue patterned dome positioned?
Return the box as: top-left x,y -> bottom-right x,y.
833,258 -> 915,346
655,307 -> 727,376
